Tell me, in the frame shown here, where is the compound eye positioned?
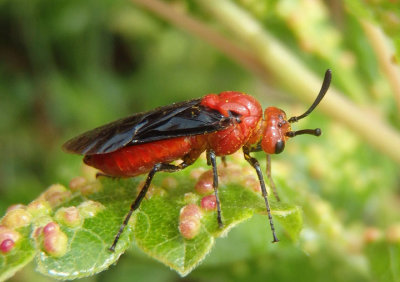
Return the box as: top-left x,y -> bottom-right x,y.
274,140 -> 285,154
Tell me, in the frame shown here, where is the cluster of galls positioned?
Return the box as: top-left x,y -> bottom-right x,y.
0,177 -> 104,257
178,162 -> 261,240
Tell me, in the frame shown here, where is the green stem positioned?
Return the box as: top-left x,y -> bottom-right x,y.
130,0 -> 266,77
362,20 -> 400,113
195,0 -> 400,164
131,0 -> 400,164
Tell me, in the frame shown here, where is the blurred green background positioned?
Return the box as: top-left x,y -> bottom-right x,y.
1,0 -> 400,281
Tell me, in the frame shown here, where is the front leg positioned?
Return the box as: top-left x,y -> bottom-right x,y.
266,154 -> 280,201
248,143 -> 280,201
243,146 -> 279,243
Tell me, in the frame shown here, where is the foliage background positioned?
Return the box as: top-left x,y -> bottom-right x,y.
0,0 -> 399,281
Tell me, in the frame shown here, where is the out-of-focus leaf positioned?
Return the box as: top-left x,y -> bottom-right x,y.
365,241 -> 400,282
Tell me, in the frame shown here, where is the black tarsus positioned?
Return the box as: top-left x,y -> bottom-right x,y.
109,161 -> 192,252
243,146 -> 279,243
207,150 -> 224,228
288,69 -> 332,123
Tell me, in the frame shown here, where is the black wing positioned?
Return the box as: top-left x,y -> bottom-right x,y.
63,98 -> 235,155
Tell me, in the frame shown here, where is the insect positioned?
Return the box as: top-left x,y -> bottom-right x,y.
63,69 -> 332,251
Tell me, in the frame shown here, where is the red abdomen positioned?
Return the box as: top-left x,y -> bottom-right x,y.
84,137 -> 196,177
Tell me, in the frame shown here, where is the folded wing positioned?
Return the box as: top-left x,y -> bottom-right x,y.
62,99 -> 235,155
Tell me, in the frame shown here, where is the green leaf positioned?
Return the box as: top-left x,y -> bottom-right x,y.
1,158 -> 303,279
365,241 -> 400,282
34,181 -> 136,279
117,160 -> 302,276
272,204 -> 302,241
0,227 -> 36,281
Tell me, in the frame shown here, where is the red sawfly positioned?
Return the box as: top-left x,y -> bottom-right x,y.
63,69 -> 332,251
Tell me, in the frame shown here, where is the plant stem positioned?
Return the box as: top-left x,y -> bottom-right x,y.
130,0 -> 267,78
362,20 -> 400,113
131,0 -> 400,164
195,0 -> 400,164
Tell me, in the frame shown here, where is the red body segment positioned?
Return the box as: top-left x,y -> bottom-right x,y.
84,137 -> 197,177
85,91 -> 270,177
262,107 -> 291,154
201,91 -> 263,155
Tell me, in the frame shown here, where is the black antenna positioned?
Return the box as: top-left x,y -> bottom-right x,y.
288,69 -> 332,123
286,128 -> 321,137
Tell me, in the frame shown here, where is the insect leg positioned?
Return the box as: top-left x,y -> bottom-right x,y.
243,146 -> 279,243
206,152 -> 211,166
266,154 -> 280,201
109,161 -> 192,252
95,172 -> 117,179
207,150 -> 223,228
221,156 -> 227,167
247,143 -> 279,200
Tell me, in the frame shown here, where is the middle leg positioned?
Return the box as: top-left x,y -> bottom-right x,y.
207,149 -> 224,228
